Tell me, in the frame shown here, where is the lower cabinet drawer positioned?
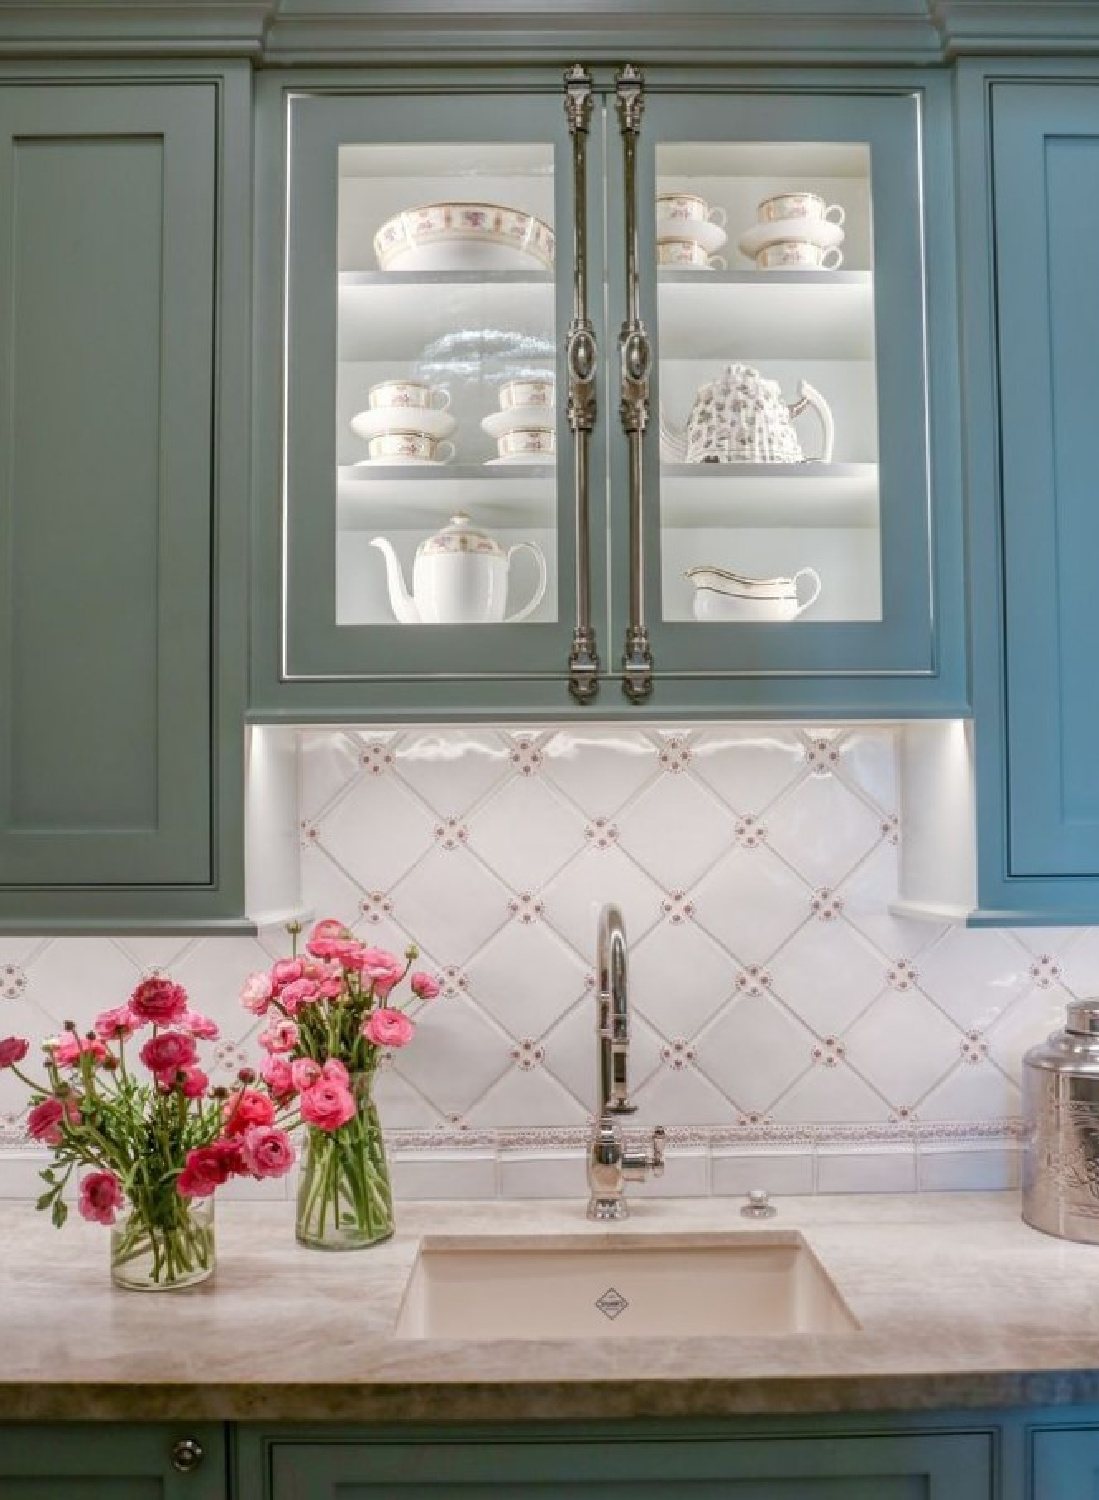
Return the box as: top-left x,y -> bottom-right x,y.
0,1423 -> 225,1499
255,1431 -> 993,1499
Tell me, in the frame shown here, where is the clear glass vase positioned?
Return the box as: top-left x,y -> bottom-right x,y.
110,1195 -> 215,1292
295,1072 -> 394,1250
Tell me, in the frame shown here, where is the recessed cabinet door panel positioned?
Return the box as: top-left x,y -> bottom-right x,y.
0,84 -> 216,886
264,1433 -> 991,1499
0,1423 -> 226,1499
282,91 -> 584,686
1033,1427 -> 1099,1497
992,85 -> 1099,877
615,87 -> 953,684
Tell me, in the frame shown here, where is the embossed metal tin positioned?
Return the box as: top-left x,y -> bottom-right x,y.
1022,1001 -> 1099,1242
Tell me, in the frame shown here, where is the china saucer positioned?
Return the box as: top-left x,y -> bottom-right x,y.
655,216 -> 728,256
350,406 -> 456,442
481,405 -> 556,440
736,216 -> 845,258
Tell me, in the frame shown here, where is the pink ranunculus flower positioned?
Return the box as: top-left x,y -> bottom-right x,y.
128,977 -> 188,1026
259,1019 -> 300,1054
359,948 -> 406,997
271,958 -> 304,989
92,1006 -> 135,1042
51,1031 -> 107,1069
26,1098 -> 69,1145
321,1057 -> 349,1087
240,1125 -> 296,1179
78,1170 -> 125,1226
0,1037 -> 29,1068
178,1066 -> 209,1100
181,1010 -> 219,1041
299,1079 -> 357,1132
176,1144 -> 232,1199
290,1057 -> 322,1092
364,1007 -> 415,1049
315,972 -> 344,1000
260,1055 -> 295,1099
410,971 -> 441,1001
139,1031 -> 197,1076
240,970 -> 274,1015
309,918 -> 346,944
222,1087 -> 275,1136
278,977 -> 321,1014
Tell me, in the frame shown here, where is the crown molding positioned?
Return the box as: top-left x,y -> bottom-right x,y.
933,1 -> 1099,57
0,0 -> 273,56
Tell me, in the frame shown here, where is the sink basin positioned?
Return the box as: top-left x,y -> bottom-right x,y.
393,1232 -> 859,1340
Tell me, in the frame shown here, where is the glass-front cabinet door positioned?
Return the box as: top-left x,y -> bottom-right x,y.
621,88 -> 949,691
267,73 -> 962,716
280,90 -> 583,689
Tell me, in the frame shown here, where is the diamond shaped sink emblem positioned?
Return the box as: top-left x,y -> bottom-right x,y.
595,1286 -> 629,1320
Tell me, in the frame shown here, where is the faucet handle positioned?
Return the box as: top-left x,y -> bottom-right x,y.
651,1125 -> 666,1177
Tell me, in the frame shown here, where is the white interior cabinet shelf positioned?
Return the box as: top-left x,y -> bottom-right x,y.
657,273 -> 874,360
660,463 -> 879,528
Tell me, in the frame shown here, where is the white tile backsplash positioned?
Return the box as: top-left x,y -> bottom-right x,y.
0,723 -> 1081,1199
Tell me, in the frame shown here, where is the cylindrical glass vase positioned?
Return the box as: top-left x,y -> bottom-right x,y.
295,1073 -> 395,1250
110,1196 -> 215,1291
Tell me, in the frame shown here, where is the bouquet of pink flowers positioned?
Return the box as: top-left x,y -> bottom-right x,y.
241,918 -> 440,1249
0,977 -> 296,1289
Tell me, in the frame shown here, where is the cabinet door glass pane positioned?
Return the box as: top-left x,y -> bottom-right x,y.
655,141 -> 881,628
336,143 -> 558,631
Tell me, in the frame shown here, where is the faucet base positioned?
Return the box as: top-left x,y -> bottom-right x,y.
587,1197 -> 629,1221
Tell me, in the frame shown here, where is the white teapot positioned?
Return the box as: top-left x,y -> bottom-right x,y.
661,363 -> 834,464
370,514 -> 547,625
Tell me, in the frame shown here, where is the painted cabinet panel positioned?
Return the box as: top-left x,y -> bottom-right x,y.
1032,1427 -> 1099,1497
960,71 -> 1099,920
0,1423 -> 225,1498
246,1430 -> 992,1500
0,74 -> 250,929
253,68 -> 965,721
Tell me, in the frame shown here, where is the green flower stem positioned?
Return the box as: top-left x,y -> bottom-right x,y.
295,1075 -> 394,1251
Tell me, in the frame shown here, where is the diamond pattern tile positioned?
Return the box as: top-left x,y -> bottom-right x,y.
766,773 -> 886,889
692,846 -> 811,964
466,774 -> 587,892
695,993 -> 815,1114
540,728 -> 659,815
916,928 -> 1031,1032
843,991 -> 961,1106
315,773 -> 436,889
465,920 -> 587,1040
7,722 -> 1089,1168
768,921 -> 890,1037
690,726 -> 805,812
616,773 -> 736,890
394,728 -> 511,816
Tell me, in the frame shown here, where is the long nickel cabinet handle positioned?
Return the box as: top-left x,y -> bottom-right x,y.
564,64 -> 600,704
616,63 -> 654,703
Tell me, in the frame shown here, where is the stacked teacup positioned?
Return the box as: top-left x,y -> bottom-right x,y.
480,376 -> 555,464
349,378 -> 456,465
656,192 -> 728,272
736,191 -> 845,272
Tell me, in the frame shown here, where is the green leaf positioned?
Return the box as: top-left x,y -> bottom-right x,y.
51,1198 -> 68,1229
35,1190 -> 55,1212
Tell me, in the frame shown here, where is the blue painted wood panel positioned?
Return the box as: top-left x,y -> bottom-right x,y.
991,83 -> 1099,878
0,82 -> 228,910
1032,1427 -> 1099,1497
0,1423 -> 226,1499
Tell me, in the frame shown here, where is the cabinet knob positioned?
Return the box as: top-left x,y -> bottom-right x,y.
170,1438 -> 205,1473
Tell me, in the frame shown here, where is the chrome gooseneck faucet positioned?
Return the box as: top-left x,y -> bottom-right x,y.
587,903 -> 666,1219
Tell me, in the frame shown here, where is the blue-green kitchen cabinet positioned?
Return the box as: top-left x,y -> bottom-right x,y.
251,67 -> 966,724
0,67 -> 251,932
958,64 -> 1099,922
0,1423 -> 225,1497
235,1422 -> 993,1500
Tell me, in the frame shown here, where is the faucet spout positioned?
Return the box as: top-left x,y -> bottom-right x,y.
587,903 -> 666,1220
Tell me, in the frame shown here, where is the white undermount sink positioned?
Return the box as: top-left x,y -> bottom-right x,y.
393,1232 -> 859,1340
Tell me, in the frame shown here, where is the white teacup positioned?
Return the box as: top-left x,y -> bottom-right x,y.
368,431 -> 455,463
499,378 -> 555,411
656,192 -> 727,228
757,192 -> 845,226
497,428 -> 555,459
368,379 -> 451,412
658,239 -> 726,270
755,241 -> 843,271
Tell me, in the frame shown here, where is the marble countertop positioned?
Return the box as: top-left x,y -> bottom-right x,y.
3,1191 -> 1099,1422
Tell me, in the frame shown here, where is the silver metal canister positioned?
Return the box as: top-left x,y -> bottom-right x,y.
1023,1001 -> 1099,1242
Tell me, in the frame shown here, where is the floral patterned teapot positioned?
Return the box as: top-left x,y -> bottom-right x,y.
661,363 -> 835,464
371,513 -> 547,625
